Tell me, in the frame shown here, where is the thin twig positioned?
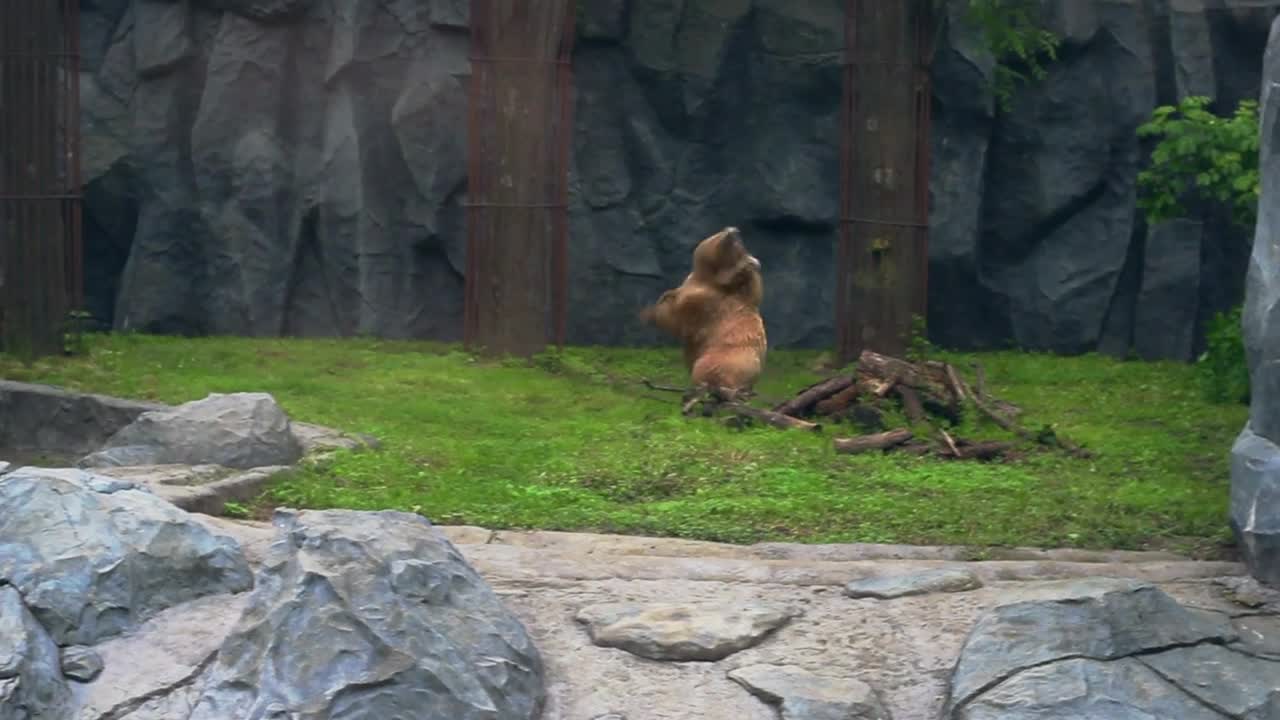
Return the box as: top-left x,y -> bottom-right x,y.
642,378 -> 686,394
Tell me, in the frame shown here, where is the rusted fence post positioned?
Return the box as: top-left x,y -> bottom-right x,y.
837,0 -> 936,364
0,0 -> 82,359
464,0 -> 575,357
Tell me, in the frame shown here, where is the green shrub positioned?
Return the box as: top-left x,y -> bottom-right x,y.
961,0 -> 1061,111
1137,96 -> 1260,230
1196,304 -> 1250,405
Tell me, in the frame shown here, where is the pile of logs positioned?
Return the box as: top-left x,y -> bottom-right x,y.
679,350 -> 1089,462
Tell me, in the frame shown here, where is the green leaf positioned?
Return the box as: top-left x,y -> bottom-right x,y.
1136,96 -> 1260,230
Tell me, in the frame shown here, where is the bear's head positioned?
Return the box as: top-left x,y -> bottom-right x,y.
688,226 -> 763,307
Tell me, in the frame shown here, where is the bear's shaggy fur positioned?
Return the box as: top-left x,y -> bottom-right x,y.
639,226 -> 768,395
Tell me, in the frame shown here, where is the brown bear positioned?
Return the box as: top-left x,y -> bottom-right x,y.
639,226 -> 768,397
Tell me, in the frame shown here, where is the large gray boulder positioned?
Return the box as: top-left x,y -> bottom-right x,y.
942,578 -> 1280,719
1231,428 -> 1280,587
1232,12 -> 1280,588
0,468 -> 253,646
0,380 -> 161,460
77,0 -> 1268,354
79,392 -> 303,470
187,508 -> 546,720
0,586 -> 71,720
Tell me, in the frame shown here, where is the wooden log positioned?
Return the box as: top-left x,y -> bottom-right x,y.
833,428 -> 913,455
815,384 -> 863,416
858,350 -> 953,406
896,386 -> 926,424
899,441 -> 934,456
724,403 -> 822,432
848,403 -> 887,433
774,375 -> 855,417
953,440 -> 1015,461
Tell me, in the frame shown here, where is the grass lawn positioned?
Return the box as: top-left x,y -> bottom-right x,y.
0,333 -> 1248,557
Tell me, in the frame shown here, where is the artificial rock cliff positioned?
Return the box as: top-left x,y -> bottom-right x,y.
1230,10 -> 1280,589
80,0 -> 1275,353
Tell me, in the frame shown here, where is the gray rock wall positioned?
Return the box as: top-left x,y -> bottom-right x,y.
1230,12 -> 1280,589
78,0 -> 1275,353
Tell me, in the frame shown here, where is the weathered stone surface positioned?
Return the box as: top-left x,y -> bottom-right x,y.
936,578 -> 1280,719
843,568 -> 982,600
0,467 -> 253,646
954,657 -> 1226,720
0,380 -> 161,459
81,392 -> 303,471
1235,614 -> 1280,659
187,508 -> 545,720
0,585 -> 71,720
437,526 -> 1274,720
69,592 -> 247,720
1134,218 -> 1203,361
575,602 -> 796,661
1140,642 -> 1280,717
94,462 -> 291,515
944,579 -> 1236,713
1231,425 -> 1280,587
1220,574 -> 1280,609
1233,13 -> 1280,590
77,0 -> 1268,354
59,646 -> 104,683
727,664 -> 890,720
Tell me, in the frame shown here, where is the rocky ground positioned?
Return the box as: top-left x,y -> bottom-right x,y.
105,514 -> 1280,720
1,380 -> 1278,720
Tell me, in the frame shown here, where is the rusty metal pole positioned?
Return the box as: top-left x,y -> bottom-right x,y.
836,0 -> 935,365
464,0 -> 575,357
0,0 -> 82,359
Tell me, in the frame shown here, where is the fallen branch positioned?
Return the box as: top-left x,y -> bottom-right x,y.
815,384 -> 862,416
833,428 -> 913,455
964,383 -> 1091,459
938,427 -> 961,457
724,402 -> 822,432
896,386 -> 926,424
774,376 -> 854,417
859,351 -> 956,410
943,363 -> 968,404
951,440 -> 1015,461
971,362 -> 988,399
642,379 -> 686,394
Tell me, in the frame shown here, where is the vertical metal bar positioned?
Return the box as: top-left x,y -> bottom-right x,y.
66,0 -> 84,312
463,0 -> 483,348
836,0 -> 856,363
913,3 -> 935,325
551,2 -> 575,348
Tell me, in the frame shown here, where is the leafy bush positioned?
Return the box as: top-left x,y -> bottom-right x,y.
1135,96 -> 1259,405
961,0 -> 1061,111
1137,96 -> 1261,229
1197,305 -> 1250,405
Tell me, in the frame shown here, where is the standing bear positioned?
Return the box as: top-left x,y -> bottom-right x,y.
639,226 -> 768,398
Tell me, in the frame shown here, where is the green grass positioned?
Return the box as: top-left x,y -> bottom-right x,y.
0,333 -> 1247,557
